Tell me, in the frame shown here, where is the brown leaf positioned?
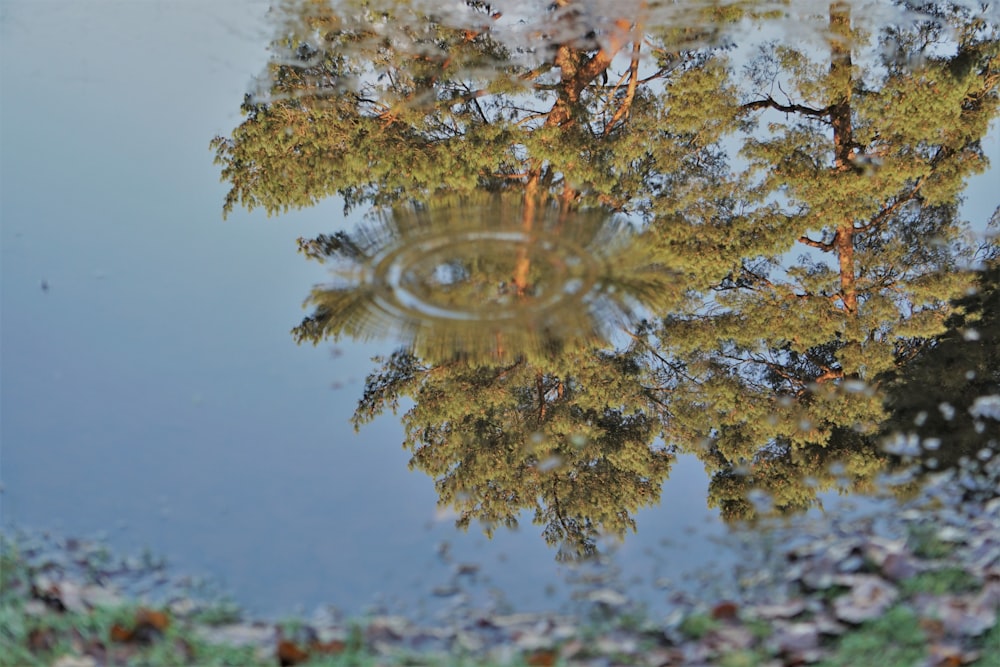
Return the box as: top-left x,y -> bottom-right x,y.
131,609 -> 169,644
135,608 -> 170,631
712,600 -> 739,620
525,648 -> 558,666
109,623 -> 133,643
920,617 -> 946,640
926,643 -> 969,667
109,608 -> 169,645
276,639 -> 310,666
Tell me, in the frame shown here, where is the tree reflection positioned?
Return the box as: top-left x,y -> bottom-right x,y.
289,191 -> 680,559
213,0 -> 1000,548
210,0 -> 747,217
291,193 -> 681,364
640,1 -> 999,520
349,344 -> 672,561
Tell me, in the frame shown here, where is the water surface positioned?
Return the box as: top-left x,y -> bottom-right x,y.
2,0 -> 998,617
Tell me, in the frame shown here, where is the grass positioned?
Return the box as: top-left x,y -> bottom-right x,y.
718,650 -> 769,667
900,567 -> 981,596
677,612 -> 720,640
0,601 -> 262,667
905,523 -> 955,560
977,620 -> 1000,666
815,606 -> 927,667
190,599 -> 245,627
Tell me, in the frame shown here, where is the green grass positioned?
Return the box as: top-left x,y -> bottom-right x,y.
900,567 -> 981,596
190,599 -> 245,627
718,650 -> 768,667
744,617 -> 772,641
816,606 -> 927,667
971,618 -> 1000,666
678,612 -> 720,639
905,524 -> 955,560
0,601 -> 263,667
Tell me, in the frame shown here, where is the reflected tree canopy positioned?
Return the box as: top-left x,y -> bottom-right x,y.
288,193 -> 682,557
213,0 -> 1000,554
640,1 -> 1000,520
210,0 -> 746,216
291,193 -> 682,364
349,345 -> 673,561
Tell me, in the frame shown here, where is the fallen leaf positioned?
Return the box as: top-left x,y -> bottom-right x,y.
773,622 -> 819,656
711,600 -> 739,620
753,599 -> 806,620
525,648 -> 557,666
832,576 -> 898,623
926,642 -> 969,667
109,624 -> 133,643
919,617 -> 946,640
109,608 -> 169,645
276,639 -> 310,666
880,552 -> 917,581
135,608 -> 169,632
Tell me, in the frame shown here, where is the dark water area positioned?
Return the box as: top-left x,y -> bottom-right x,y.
2,0 -> 998,619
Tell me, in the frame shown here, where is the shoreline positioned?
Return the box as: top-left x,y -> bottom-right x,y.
3,478 -> 998,666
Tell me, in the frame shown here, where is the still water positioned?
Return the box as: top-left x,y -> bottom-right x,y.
2,0 -> 998,617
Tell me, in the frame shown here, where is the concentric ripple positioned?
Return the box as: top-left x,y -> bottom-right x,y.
294,197 -> 681,362
366,229 -> 601,323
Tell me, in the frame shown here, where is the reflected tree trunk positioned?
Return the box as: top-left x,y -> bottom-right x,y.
830,2 -> 857,323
